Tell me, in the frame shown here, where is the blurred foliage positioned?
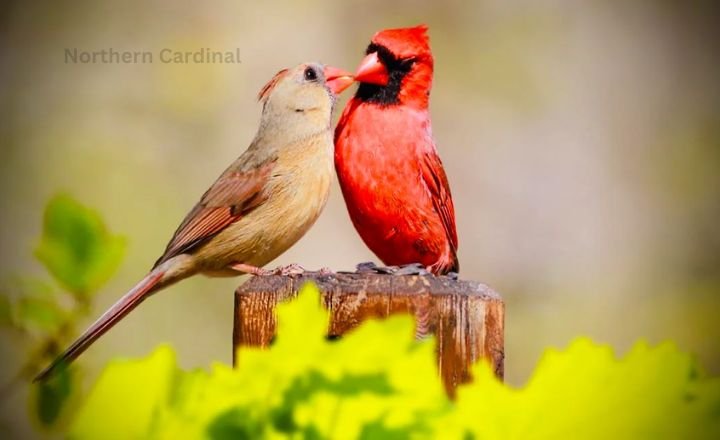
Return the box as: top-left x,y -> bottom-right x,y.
35,194 -> 126,297
0,194 -> 125,430
33,368 -> 73,428
440,340 -> 720,439
69,284 -> 720,439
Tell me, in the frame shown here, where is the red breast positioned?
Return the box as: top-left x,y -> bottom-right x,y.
335,25 -> 459,274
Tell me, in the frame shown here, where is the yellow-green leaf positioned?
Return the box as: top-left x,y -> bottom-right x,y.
68,285 -> 720,439
17,297 -> 65,332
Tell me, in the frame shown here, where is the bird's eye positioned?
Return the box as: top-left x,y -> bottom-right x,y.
400,58 -> 416,69
304,67 -> 318,81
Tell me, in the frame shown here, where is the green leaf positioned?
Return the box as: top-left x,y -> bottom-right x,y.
35,194 -> 126,297
206,408 -> 264,440
271,371 -> 394,434
70,345 -> 178,439
1,276 -> 56,300
436,338 -> 720,439
0,294 -> 12,326
70,284 -> 442,439
358,419 -> 415,440
34,367 -> 73,427
17,297 -> 65,332
67,285 -> 720,440
0,277 -> 64,331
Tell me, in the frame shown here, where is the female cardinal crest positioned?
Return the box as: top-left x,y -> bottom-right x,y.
335,25 -> 459,275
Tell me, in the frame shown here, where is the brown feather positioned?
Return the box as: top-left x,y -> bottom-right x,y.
34,61 -> 338,382
154,159 -> 277,267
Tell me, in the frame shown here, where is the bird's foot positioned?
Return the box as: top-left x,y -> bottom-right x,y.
355,261 -> 431,276
355,261 -> 397,274
229,263 -> 305,276
394,263 -> 431,276
317,266 -> 334,275
270,263 -> 306,276
355,261 -> 381,273
230,263 -> 270,276
445,271 -> 459,280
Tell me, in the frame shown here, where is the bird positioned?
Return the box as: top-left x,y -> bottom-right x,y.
334,25 -> 459,275
34,62 -> 354,381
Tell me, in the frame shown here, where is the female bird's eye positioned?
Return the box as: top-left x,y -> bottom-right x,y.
304,67 -> 318,81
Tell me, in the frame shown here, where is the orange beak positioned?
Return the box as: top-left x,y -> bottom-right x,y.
323,66 -> 354,95
353,52 -> 389,86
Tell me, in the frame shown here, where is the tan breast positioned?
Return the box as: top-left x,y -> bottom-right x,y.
194,132 -> 333,271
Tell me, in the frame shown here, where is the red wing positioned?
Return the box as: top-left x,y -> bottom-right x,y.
420,152 -> 458,251
154,160 -> 276,267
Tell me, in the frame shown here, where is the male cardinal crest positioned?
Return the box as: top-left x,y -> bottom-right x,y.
34,63 -> 354,381
335,25 -> 459,275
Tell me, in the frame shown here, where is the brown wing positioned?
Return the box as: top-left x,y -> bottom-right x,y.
153,159 -> 276,267
420,151 -> 459,252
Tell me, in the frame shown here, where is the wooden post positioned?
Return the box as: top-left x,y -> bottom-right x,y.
233,271 -> 504,397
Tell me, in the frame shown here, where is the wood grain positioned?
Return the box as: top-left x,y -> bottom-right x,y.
233,271 -> 504,397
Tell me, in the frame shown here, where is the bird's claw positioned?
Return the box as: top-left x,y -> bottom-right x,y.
372,265 -> 398,275
355,261 -> 395,274
393,263 -> 430,276
355,261 -> 379,273
444,271 -> 459,280
355,261 -> 431,276
270,263 -> 306,276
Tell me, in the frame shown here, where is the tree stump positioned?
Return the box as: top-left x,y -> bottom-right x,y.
233,271 -> 504,397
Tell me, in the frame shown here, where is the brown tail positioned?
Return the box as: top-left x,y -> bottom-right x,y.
33,269 -> 165,382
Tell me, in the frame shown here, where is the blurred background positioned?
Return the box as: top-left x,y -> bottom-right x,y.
1,0 -> 719,436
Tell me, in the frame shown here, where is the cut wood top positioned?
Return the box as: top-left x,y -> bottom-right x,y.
234,270 -> 504,397
235,271 -> 502,301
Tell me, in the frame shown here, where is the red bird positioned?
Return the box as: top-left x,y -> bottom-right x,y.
335,25 -> 459,275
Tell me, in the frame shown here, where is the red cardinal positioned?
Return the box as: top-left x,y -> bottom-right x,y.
335,25 -> 458,275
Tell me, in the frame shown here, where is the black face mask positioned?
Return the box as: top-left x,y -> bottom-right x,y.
355,43 -> 416,106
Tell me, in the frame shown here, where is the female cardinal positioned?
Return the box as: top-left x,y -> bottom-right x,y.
35,63 -> 354,381
335,25 -> 459,275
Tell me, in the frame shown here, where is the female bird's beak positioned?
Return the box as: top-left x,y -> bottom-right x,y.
324,66 -> 354,94
353,52 -> 389,86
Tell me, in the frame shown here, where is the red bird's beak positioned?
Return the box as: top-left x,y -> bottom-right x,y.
354,52 -> 389,86
323,66 -> 354,95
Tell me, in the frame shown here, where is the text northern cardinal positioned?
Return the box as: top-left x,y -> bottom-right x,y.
34,63 -> 353,381
335,25 -> 459,275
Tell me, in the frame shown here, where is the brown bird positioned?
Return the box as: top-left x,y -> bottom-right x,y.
34,63 -> 354,381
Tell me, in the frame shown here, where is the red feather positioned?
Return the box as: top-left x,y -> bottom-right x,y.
372,24 -> 431,60
335,25 -> 458,274
335,104 -> 458,274
420,151 -> 458,252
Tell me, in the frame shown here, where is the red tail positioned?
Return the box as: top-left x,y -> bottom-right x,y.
33,270 -> 165,382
